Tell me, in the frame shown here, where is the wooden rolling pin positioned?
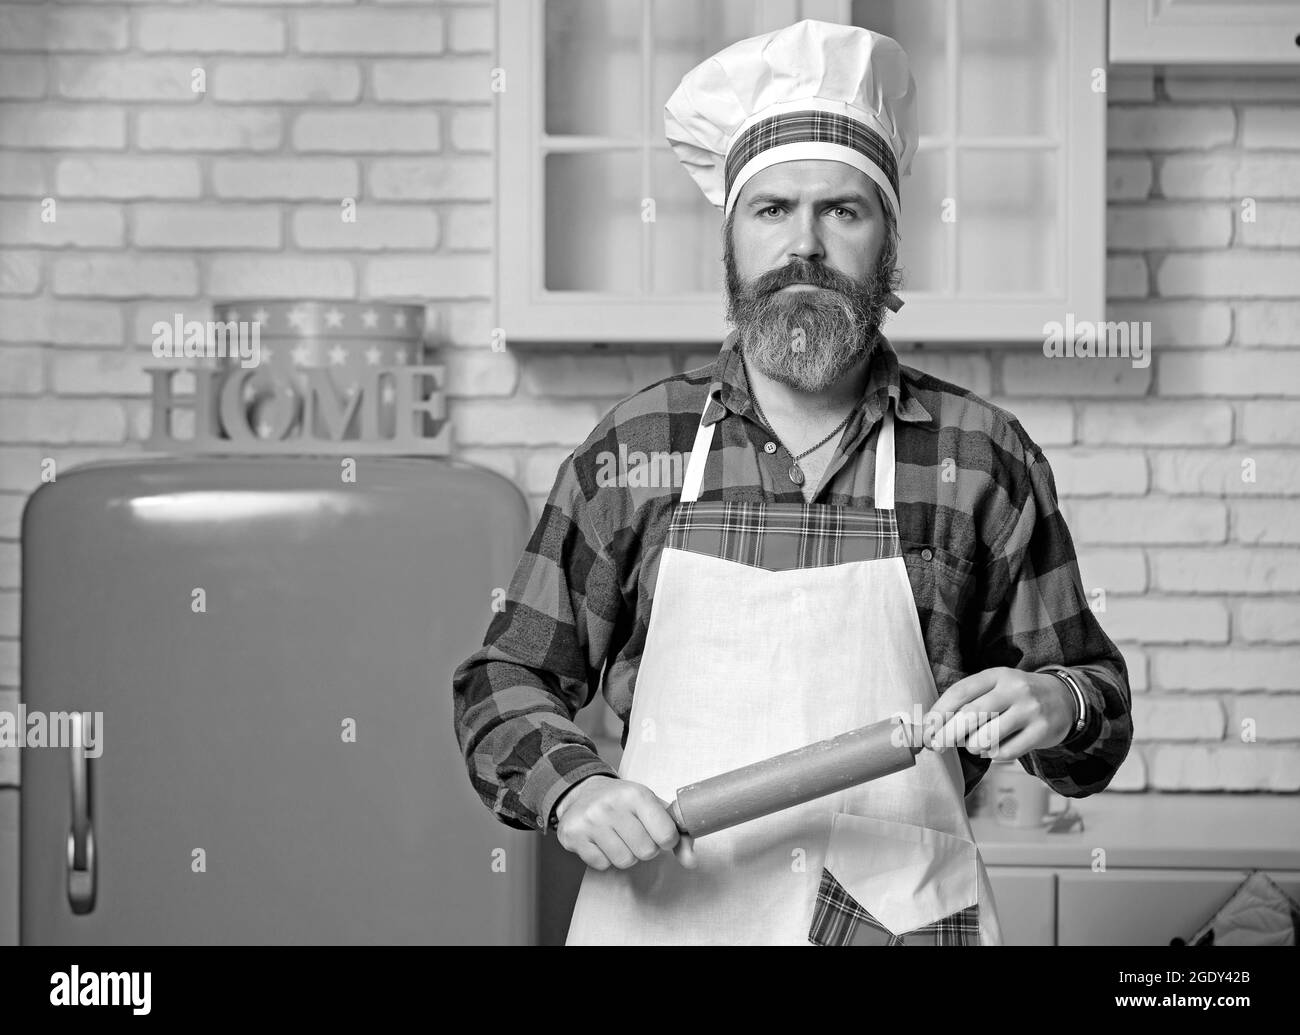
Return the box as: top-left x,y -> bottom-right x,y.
665,715 -> 926,838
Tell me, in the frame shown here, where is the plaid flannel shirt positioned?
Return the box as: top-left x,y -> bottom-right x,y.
452,331 -> 1133,833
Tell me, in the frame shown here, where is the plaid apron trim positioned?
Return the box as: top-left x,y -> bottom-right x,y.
808,867 -> 981,946
666,502 -> 900,572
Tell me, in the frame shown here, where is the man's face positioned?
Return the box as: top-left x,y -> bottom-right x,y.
724,160 -> 898,394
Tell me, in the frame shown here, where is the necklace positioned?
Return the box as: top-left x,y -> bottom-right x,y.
748,375 -> 855,487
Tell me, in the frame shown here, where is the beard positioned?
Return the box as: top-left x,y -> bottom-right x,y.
724,232 -> 899,394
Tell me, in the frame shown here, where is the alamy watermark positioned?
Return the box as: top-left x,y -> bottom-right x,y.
50,966 -> 150,1014
0,706 -> 102,757
1043,314 -> 1151,369
152,313 -> 261,370
595,445 -> 691,488
889,703 -> 1008,752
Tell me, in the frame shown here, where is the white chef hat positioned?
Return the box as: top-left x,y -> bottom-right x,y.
664,20 -> 918,224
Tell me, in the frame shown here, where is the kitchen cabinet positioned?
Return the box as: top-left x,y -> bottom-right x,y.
976,794 -> 1300,945
988,867 -> 1057,945
496,0 -> 1106,344
988,868 -> 1300,946
1057,869 -> 1300,945
1110,0 -> 1300,65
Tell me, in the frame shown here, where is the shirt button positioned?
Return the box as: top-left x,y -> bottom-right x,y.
921,548 -> 934,561
763,441 -> 777,454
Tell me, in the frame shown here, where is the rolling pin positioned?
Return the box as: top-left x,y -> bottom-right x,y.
665,714 -> 926,838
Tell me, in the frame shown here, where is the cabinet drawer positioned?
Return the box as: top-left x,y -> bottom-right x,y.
1058,869 -> 1300,946
987,867 -> 1055,946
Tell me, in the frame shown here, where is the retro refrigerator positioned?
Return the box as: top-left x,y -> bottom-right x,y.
18,456 -> 535,944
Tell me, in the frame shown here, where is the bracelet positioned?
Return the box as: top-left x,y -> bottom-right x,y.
1048,669 -> 1087,737
550,789 -> 575,830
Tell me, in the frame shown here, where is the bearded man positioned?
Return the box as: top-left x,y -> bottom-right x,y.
453,20 -> 1132,946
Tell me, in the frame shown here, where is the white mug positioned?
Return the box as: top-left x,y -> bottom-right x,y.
989,760 -> 1069,829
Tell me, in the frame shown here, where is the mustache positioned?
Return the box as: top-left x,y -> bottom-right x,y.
750,260 -> 864,297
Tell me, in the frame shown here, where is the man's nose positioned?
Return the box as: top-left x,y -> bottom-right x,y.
786,211 -> 825,263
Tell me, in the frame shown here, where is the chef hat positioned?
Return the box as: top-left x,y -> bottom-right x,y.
664,20 -> 917,224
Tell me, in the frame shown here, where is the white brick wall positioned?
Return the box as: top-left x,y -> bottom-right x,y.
1,9 -> 1298,941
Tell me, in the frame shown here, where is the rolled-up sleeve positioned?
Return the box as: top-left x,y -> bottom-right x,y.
452,452 -> 620,831
974,444 -> 1134,797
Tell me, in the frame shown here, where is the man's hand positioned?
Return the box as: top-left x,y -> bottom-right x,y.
921,667 -> 1075,761
555,775 -> 697,871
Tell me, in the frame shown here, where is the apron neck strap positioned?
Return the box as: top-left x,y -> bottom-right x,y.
873,406 -> 895,510
680,393 -> 717,504
679,392 -> 898,510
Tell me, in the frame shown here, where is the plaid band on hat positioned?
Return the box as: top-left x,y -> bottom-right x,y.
724,111 -> 899,212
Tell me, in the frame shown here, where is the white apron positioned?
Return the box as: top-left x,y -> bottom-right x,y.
565,391 -> 1003,945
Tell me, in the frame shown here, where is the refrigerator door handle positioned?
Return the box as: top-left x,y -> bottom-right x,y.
67,710 -> 96,915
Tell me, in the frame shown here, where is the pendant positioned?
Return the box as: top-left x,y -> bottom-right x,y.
788,463 -> 805,486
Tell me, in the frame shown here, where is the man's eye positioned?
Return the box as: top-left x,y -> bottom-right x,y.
759,205 -> 783,217
830,207 -> 855,219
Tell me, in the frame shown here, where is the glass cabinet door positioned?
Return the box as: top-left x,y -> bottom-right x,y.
497,0 -> 1104,344
854,0 -> 1065,300
541,0 -> 758,297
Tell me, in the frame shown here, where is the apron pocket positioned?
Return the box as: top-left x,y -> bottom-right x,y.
808,812 -> 981,946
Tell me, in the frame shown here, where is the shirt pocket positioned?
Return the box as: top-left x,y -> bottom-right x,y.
902,541 -> 976,633
808,812 -> 981,946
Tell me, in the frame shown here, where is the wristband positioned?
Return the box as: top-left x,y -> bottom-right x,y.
1048,668 -> 1087,737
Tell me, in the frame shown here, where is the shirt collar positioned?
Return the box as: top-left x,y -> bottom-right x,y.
701,329 -> 934,431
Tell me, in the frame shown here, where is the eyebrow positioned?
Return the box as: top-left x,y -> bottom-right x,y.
745,192 -> 873,210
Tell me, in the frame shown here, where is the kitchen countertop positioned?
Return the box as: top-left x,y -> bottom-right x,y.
970,792 -> 1300,870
